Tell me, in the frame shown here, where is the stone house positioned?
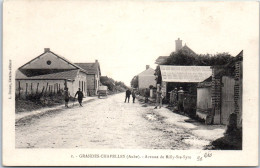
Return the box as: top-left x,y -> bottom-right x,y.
16,48 -> 88,98
196,51 -> 243,127
155,38 -> 196,65
138,65 -> 156,89
75,61 -> 101,96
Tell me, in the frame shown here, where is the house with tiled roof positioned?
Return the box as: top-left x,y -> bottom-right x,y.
155,38 -> 196,65
16,48 -> 88,98
75,61 -> 101,96
137,65 -> 156,89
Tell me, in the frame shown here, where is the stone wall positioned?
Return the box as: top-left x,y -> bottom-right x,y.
212,68 -> 222,124
234,60 -> 243,128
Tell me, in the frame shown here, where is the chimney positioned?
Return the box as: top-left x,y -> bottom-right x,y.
44,48 -> 50,52
95,60 -> 98,63
175,38 -> 182,52
146,65 -> 150,70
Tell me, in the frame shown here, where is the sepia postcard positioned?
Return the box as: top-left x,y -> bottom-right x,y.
2,0 -> 259,166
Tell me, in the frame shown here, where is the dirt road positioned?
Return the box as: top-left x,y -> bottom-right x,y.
15,93 -> 225,149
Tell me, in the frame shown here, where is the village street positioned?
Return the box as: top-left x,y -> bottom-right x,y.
15,93 -> 225,149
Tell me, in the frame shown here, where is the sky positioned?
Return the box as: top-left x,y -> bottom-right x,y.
4,0 -> 259,86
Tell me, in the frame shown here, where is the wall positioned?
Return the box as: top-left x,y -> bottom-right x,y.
22,52 -> 76,69
87,74 -> 96,96
196,87 -> 212,120
72,71 -> 87,96
138,75 -> 156,89
212,68 -> 222,124
234,61 -> 243,128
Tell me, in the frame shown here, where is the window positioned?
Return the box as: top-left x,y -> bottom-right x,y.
46,60 -> 52,65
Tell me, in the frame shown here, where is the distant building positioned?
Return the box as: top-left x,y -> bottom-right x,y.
155,38 -> 196,65
75,61 -> 101,96
16,48 -> 88,98
138,65 -> 156,89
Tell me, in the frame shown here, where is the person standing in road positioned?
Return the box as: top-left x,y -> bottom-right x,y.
144,88 -> 150,103
64,87 -> 70,108
75,88 -> 84,107
132,89 -> 136,103
154,86 -> 163,109
125,89 -> 131,103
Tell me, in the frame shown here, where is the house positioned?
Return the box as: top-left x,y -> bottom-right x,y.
75,61 -> 101,96
138,65 -> 156,89
196,51 -> 243,127
16,48 -> 88,98
155,38 -> 196,65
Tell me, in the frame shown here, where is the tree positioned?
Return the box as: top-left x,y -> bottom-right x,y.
155,51 -> 234,84
165,51 -> 233,66
130,76 -> 138,88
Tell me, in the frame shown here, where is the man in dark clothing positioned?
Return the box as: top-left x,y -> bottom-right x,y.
64,87 -> 70,108
75,88 -> 84,107
125,89 -> 131,103
144,88 -> 150,103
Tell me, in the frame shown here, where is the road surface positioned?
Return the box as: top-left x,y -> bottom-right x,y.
15,93 -> 225,149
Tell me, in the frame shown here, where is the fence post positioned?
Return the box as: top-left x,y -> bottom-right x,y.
26,83 -> 28,96
18,81 -> 21,98
41,86 -> 45,95
36,83 -> 39,94
45,83 -> 49,94
31,83 -> 33,94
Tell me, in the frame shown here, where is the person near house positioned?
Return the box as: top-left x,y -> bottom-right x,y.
75,88 -> 84,107
125,89 -> 131,103
64,87 -> 70,108
154,86 -> 163,109
173,87 -> 178,106
177,87 -> 185,112
144,88 -> 150,103
132,89 -> 136,103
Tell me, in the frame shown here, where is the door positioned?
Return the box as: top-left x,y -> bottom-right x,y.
221,76 -> 235,125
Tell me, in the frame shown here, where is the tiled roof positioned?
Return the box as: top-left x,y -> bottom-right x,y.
138,68 -> 155,76
19,50 -> 87,74
75,63 -> 99,75
160,65 -> 212,83
178,44 -> 196,55
16,69 -> 79,81
16,70 -> 28,79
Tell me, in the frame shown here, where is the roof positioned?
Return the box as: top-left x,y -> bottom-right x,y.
138,68 -> 155,76
155,56 -> 169,64
160,65 -> 212,83
16,69 -> 79,81
16,70 -> 28,79
75,63 -> 100,75
19,50 -> 87,74
178,44 -> 196,55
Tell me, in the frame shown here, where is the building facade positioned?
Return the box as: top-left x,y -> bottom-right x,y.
75,60 -> 101,96
138,65 -> 156,89
16,48 -> 88,98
